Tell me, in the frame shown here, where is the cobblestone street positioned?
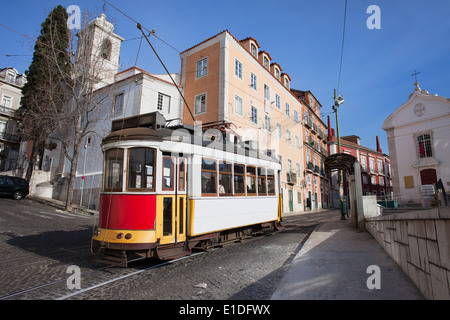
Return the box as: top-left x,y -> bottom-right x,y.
0,197 -> 338,300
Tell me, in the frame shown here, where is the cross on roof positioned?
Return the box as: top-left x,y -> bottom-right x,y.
411,70 -> 420,83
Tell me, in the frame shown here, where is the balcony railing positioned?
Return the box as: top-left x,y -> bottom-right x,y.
287,171 -> 297,185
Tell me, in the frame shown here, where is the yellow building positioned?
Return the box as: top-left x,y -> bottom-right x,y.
180,30 -> 328,213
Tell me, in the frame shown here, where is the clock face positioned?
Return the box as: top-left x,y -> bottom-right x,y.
414,103 -> 425,117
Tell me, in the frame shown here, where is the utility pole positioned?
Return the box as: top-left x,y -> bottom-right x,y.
333,89 -> 346,219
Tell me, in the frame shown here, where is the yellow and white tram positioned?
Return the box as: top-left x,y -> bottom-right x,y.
91,112 -> 282,266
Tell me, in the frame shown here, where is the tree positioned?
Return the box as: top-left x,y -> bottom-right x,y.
17,5 -> 70,182
19,9 -> 119,211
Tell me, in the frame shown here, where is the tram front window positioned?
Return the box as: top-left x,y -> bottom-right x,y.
104,148 -> 124,192
128,148 -> 156,191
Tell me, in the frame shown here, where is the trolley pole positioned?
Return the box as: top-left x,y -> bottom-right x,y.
333,89 -> 346,220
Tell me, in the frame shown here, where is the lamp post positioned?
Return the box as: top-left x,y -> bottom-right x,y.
333,89 -> 346,220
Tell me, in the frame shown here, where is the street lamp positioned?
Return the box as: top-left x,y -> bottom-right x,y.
332,89 -> 346,220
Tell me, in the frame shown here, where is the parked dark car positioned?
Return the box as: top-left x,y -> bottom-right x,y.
0,175 -> 29,200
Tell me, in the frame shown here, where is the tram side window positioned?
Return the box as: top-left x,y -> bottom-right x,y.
258,167 -> 267,196
201,158 -> 216,195
163,157 -> 174,190
128,148 -> 155,191
267,169 -> 276,195
104,148 -> 124,192
218,162 -> 232,196
178,158 -> 186,191
246,166 -> 257,195
233,164 -> 245,196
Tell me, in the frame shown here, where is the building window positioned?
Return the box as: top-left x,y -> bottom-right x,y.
250,73 -> 257,91
264,84 -> 270,113
194,93 -> 207,115
287,159 -> 292,172
264,57 -> 269,68
286,129 -> 291,144
295,136 -> 299,149
294,110 -> 298,123
234,94 -> 243,116
251,44 -> 257,57
285,102 -> 290,117
196,57 -> 208,78
235,59 -> 242,79
201,158 -> 216,195
113,93 -> 124,115
275,94 -> 280,109
362,175 -> 368,184
417,134 -> 433,158
360,155 -> 367,172
377,159 -> 384,174
285,78 -> 290,89
371,176 -> 377,185
276,123 -> 282,139
251,105 -> 258,124
1,95 -> 12,109
275,68 -> 280,79
157,92 -> 171,113
296,163 -> 301,180
265,115 -> 271,132
369,157 -> 375,173
6,71 -> 15,84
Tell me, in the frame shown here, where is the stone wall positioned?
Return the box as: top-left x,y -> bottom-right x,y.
365,207 -> 450,300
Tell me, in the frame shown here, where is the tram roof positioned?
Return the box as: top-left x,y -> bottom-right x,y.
102,127 -> 280,163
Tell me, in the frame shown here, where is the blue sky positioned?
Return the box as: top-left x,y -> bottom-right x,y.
1,0 -> 449,154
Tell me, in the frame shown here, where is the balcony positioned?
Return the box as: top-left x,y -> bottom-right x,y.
304,117 -> 312,128
307,161 -> 314,172
286,171 -> 297,185
0,132 -> 20,143
314,165 -> 320,174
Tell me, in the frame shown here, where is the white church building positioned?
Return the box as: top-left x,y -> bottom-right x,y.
28,14 -> 183,209
382,82 -> 450,206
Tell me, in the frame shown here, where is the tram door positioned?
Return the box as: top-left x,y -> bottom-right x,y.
159,156 -> 187,245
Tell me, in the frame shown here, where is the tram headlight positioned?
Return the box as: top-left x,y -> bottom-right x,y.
94,228 -> 101,236
117,233 -> 124,239
125,233 -> 132,240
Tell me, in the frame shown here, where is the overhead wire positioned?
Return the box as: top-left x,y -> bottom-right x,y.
102,0 -> 195,124
336,0 -> 348,95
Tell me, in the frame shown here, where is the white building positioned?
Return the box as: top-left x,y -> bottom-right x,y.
29,15 -> 183,209
382,82 -> 450,206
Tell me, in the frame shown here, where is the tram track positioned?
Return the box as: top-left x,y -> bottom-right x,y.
0,251 -> 205,300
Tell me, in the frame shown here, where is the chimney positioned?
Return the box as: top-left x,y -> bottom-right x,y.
376,136 -> 382,153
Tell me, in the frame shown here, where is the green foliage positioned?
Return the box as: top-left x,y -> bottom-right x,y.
18,5 -> 70,140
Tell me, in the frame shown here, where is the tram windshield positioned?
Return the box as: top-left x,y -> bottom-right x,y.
128,148 -> 156,191
104,147 -> 156,192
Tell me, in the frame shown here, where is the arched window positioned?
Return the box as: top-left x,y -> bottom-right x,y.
100,39 -> 112,60
417,134 -> 433,158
